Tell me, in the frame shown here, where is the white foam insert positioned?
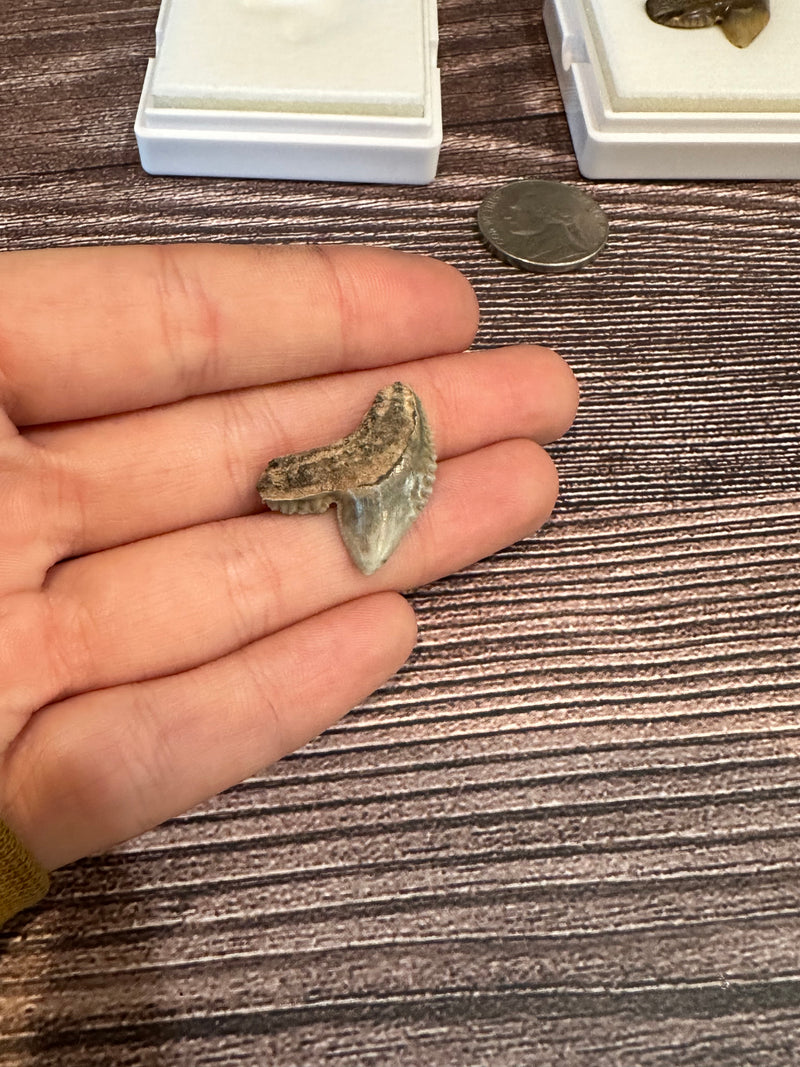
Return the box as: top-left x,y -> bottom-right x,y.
150,0 -> 426,117
582,0 -> 800,112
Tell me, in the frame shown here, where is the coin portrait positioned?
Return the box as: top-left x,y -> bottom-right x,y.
478,180 -> 609,273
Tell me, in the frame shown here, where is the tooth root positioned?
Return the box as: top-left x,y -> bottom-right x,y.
720,2 -> 769,46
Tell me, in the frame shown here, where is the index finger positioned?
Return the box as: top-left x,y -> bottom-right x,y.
0,243 -> 479,426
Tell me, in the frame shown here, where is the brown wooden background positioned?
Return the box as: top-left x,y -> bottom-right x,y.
2,1 -> 800,1064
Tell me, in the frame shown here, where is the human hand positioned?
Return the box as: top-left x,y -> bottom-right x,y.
0,243 -> 578,871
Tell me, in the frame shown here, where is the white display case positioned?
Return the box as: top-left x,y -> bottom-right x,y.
543,0 -> 800,179
135,0 -> 442,184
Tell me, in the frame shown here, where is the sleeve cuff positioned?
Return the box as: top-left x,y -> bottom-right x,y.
0,820 -> 50,926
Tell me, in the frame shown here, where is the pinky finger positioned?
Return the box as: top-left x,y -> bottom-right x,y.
4,592 -> 418,870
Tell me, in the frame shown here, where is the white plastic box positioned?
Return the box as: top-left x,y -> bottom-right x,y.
135,0 -> 442,184
543,0 -> 800,179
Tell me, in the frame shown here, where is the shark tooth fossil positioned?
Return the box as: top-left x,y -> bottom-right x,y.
645,0 -> 770,48
257,382 -> 436,576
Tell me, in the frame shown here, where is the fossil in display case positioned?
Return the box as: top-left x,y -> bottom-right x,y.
645,0 -> 770,47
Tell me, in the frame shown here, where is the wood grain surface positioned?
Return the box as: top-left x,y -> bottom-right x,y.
2,1 -> 800,1064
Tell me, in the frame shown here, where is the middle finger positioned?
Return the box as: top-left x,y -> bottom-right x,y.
27,345 -> 577,561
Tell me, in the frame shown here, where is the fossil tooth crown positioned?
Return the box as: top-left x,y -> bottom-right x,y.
257,382 -> 437,575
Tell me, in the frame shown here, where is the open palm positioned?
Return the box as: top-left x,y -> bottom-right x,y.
0,243 -> 578,871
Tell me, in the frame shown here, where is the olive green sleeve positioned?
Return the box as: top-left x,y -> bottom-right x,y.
0,820 -> 50,926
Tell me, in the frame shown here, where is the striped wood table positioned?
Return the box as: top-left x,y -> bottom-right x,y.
2,1 -> 799,1064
